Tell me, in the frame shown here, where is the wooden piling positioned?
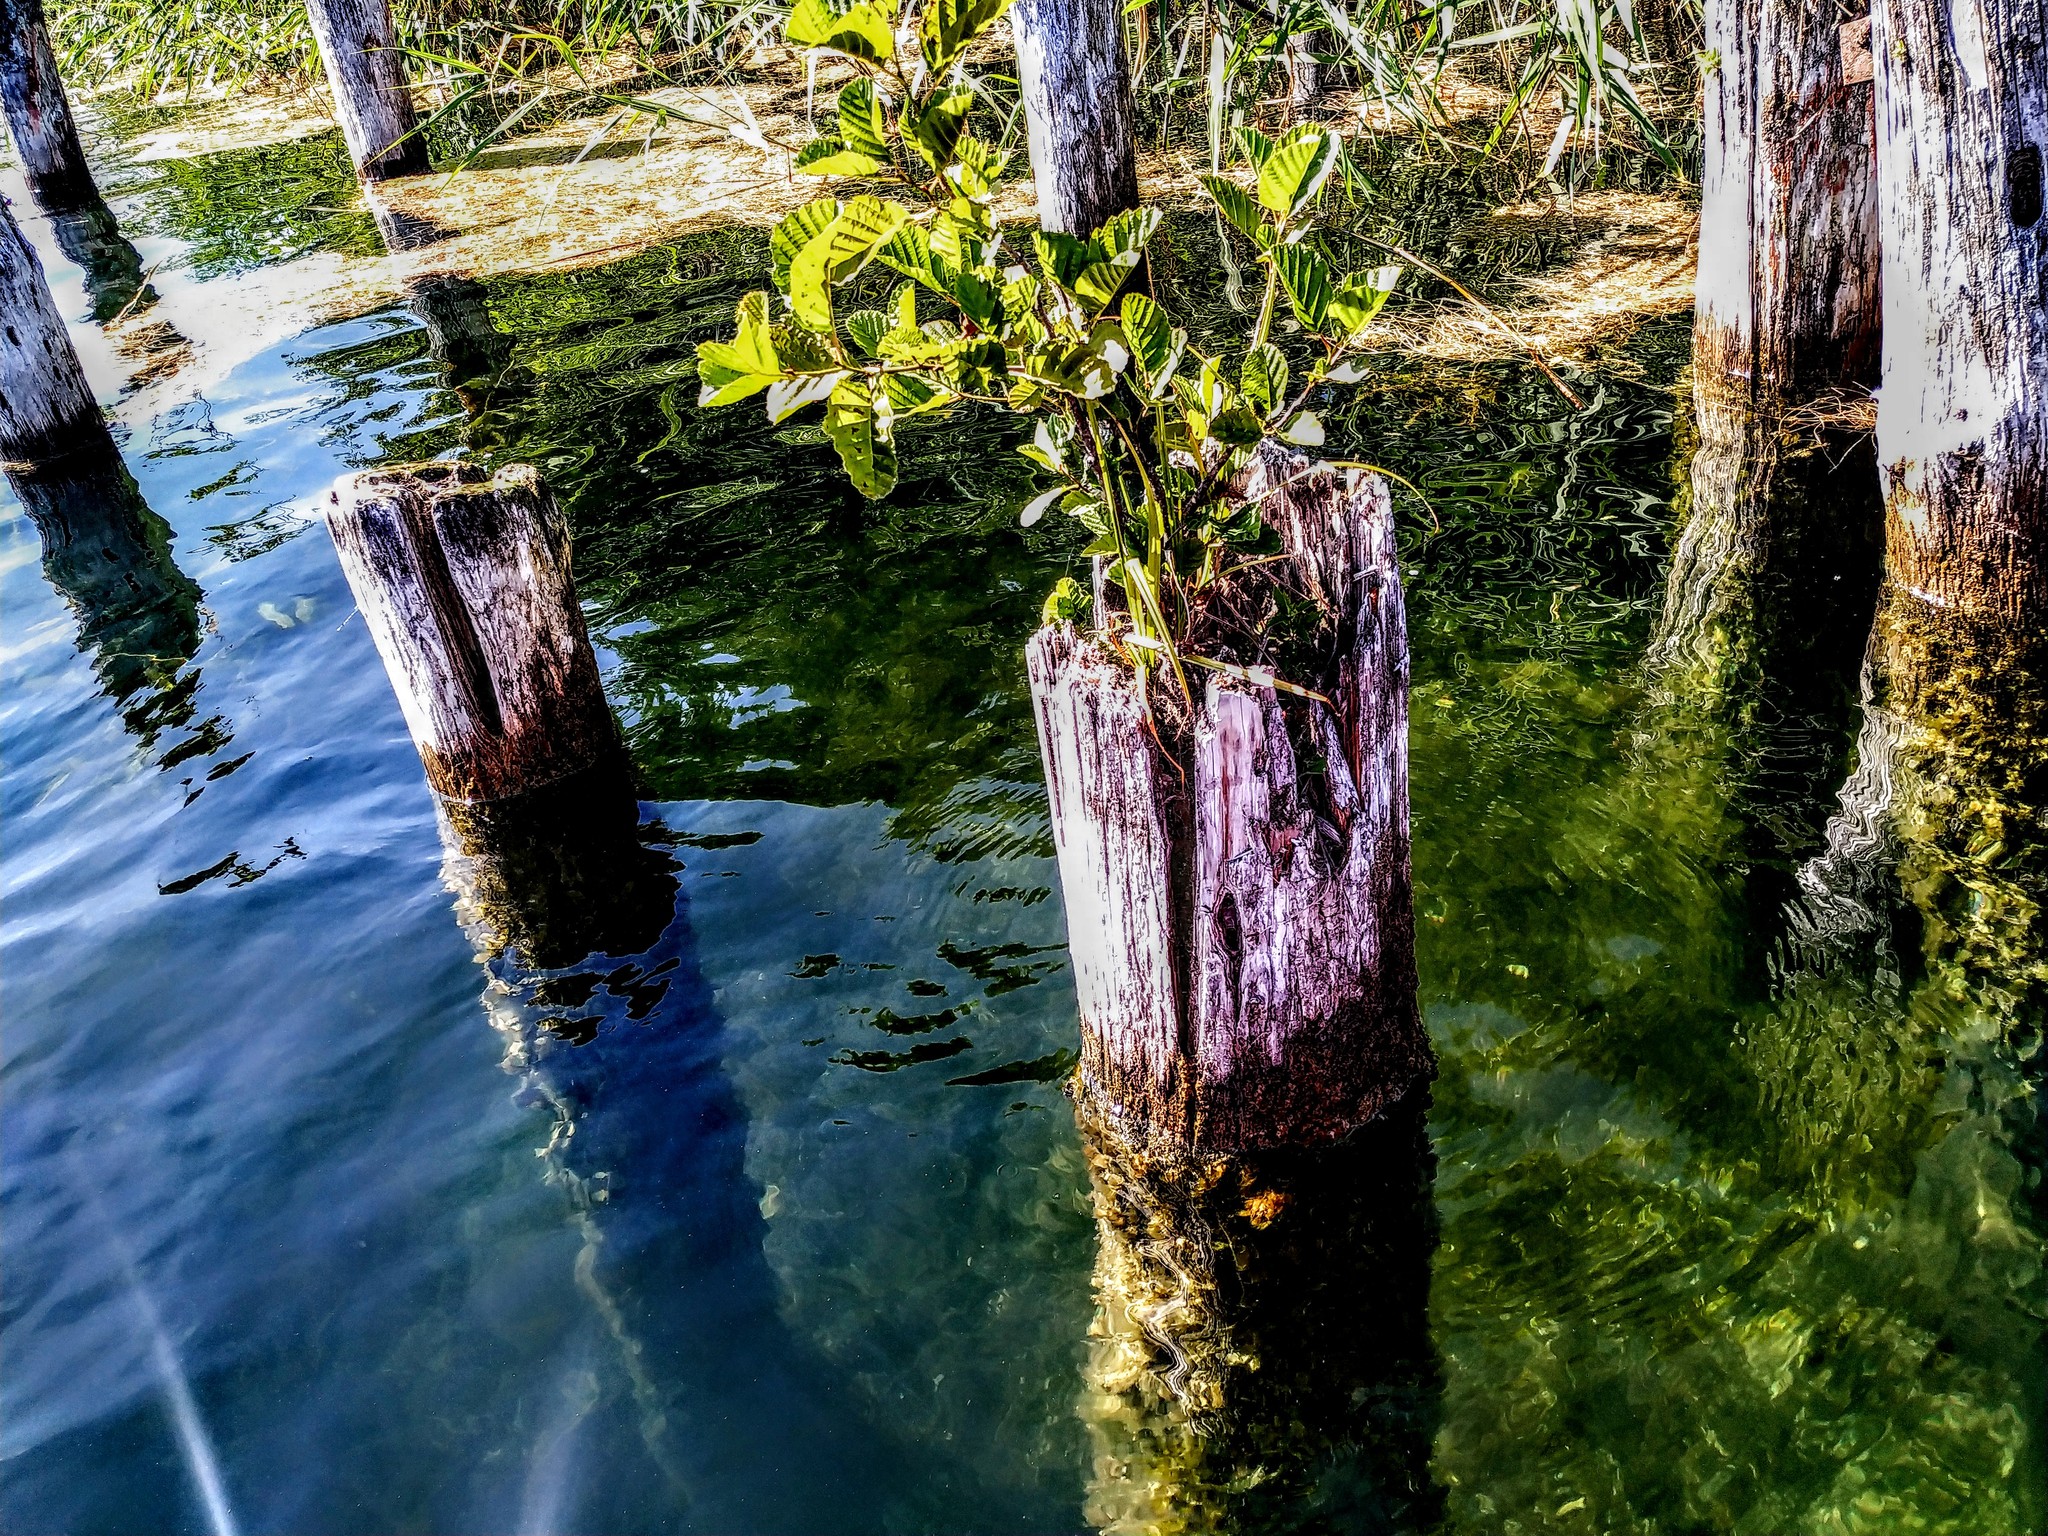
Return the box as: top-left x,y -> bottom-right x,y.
325,462 -> 618,803
1027,442 -> 1432,1154
0,0 -> 99,214
1,196 -> 102,467
303,0 -> 430,182
1009,0 -> 1140,236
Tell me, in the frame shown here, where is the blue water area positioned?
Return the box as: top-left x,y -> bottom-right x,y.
1,137 -> 2042,1535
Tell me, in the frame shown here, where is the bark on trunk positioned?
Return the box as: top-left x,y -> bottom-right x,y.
1010,0 -> 1141,236
1,197 -> 101,466
303,0 -> 429,181
0,0 -> 98,214
1869,0 -> 2048,623
1695,0 -> 1880,404
324,462 -> 618,802
1028,443 -> 1431,1154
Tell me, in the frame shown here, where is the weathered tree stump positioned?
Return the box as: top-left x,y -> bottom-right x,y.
1,196 -> 102,467
325,463 -> 618,802
1868,0 -> 2047,626
1028,442 -> 1431,1153
303,0 -> 430,182
1009,0 -> 1141,236
0,0 -> 99,214
1695,0 -> 1878,405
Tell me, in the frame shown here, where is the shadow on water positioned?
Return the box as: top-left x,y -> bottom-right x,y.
436,755 -> 905,1532
45,200 -> 159,323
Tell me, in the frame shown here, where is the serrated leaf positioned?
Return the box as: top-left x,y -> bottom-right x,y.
845,309 -> 890,357
822,378 -> 897,497
1233,124 -> 1275,169
1326,265 -> 1401,340
1094,207 -> 1161,258
1241,342 -> 1288,416
1209,402 -> 1264,445
953,266 -> 1002,327
766,369 -> 847,422
837,79 -> 890,160
1120,294 -> 1172,376
1273,243 -> 1332,329
920,0 -> 1014,76
877,223 -> 953,295
904,87 -> 974,171
1200,174 -> 1269,246
788,195 -> 911,331
795,137 -> 886,177
1032,230 -> 1091,288
786,0 -> 894,60
1072,261 -> 1132,312
1257,128 -> 1338,217
771,199 -> 839,292
883,371 -> 950,418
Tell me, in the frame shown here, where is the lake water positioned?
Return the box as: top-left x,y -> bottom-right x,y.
2,127 -> 2041,1534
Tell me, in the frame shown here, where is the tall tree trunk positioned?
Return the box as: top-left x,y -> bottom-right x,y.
1010,0 -> 1140,235
0,196 -> 100,466
1869,0 -> 2048,624
303,0 -> 430,182
0,0 -> 98,215
1028,445 -> 1431,1154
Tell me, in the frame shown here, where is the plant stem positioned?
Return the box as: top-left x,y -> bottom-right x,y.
1250,258 -> 1279,351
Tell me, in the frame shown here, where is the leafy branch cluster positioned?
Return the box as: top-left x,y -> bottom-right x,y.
696,0 -> 1400,690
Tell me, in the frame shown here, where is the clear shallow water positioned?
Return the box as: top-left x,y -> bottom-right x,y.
1,136 -> 2042,1535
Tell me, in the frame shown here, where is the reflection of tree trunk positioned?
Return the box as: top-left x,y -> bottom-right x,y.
410,274 -> 515,424
46,200 -> 157,324
0,0 -> 99,215
1079,1097 -> 1440,1534
6,429 -> 204,725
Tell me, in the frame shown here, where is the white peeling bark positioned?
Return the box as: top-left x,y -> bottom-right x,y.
1870,0 -> 2048,622
1029,442 -> 1431,1152
1695,0 -> 1880,403
0,197 -> 101,466
303,0 -> 430,181
1010,0 -> 1140,236
0,0 -> 98,214
325,463 -> 619,802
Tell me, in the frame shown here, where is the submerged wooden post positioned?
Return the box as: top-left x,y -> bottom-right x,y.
303,0 -> 430,181
1,196 -> 101,466
1029,442 -> 1431,1153
1009,0 -> 1140,235
0,0 -> 99,214
325,463 -> 618,802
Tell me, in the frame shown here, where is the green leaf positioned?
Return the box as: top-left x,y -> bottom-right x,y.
1241,342 -> 1288,416
788,195 -> 909,331
845,309 -> 891,357
1278,409 -> 1325,446
883,371 -> 951,418
822,378 -> 897,497
1094,207 -> 1161,258
771,199 -> 839,292
1326,264 -> 1401,340
1199,174 -> 1269,246
697,297 -> 784,407
952,266 -> 1002,327
795,137 -> 886,177
786,0 -> 895,61
1232,124 -> 1275,169
1120,294 -> 1172,376
891,280 -> 919,334
1040,574 -> 1090,625
837,78 -> 891,160
1257,128 -> 1338,217
877,223 -> 954,295
919,0 -> 1015,77
766,369 -> 847,422
1072,261 -> 1133,312
1273,243 -> 1332,329
903,87 -> 974,171
1032,230 -> 1091,289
